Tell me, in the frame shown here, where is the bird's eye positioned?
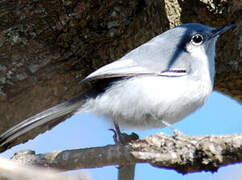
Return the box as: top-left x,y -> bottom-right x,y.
191,34 -> 203,45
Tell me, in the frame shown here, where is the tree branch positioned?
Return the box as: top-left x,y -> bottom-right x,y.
11,133 -> 242,174
0,157 -> 90,180
117,164 -> 136,180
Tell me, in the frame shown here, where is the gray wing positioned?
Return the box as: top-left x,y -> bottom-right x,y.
83,31 -> 190,82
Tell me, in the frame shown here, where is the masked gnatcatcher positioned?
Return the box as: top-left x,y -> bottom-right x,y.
0,23 -> 235,148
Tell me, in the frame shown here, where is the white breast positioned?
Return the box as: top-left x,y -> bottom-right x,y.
79,73 -> 213,129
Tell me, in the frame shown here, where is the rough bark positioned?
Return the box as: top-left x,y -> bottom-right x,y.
0,0 -> 241,150
10,133 -> 242,174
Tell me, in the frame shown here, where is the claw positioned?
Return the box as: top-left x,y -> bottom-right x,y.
109,128 -> 118,143
111,122 -> 139,145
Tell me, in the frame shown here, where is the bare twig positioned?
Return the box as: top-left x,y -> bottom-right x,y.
10,133 -> 242,174
0,157 -> 90,180
118,164 -> 136,180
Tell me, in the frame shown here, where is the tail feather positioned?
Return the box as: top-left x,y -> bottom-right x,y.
0,96 -> 85,148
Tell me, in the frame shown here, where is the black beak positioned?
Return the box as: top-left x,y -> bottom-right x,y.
211,24 -> 236,38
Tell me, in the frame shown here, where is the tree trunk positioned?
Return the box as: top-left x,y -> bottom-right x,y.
0,0 -> 241,150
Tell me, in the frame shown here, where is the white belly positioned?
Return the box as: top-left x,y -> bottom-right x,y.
80,75 -> 213,129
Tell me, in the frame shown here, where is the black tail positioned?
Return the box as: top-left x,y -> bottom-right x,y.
0,96 -> 86,150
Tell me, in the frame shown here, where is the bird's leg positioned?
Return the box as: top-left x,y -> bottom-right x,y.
161,120 -> 184,137
114,122 -> 123,143
110,122 -> 139,145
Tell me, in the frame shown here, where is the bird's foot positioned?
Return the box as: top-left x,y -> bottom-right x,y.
110,122 -> 139,145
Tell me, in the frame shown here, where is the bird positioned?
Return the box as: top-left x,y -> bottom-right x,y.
0,23 -> 235,150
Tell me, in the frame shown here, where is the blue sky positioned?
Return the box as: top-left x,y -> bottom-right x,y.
1,91 -> 242,180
